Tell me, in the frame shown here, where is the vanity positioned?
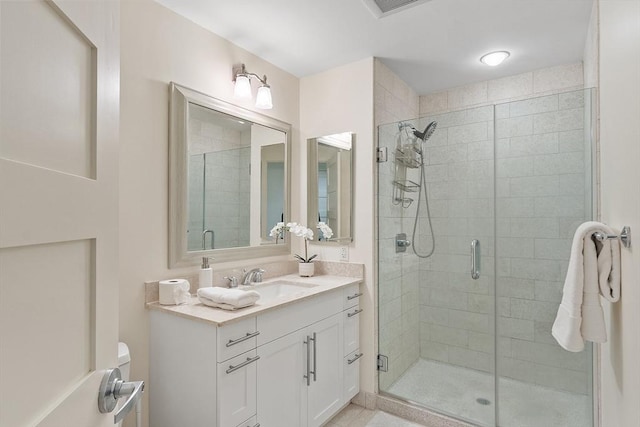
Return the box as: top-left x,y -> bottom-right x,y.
148,275 -> 362,427
157,83 -> 362,426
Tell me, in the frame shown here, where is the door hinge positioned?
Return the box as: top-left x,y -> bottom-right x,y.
377,354 -> 388,372
376,147 -> 388,163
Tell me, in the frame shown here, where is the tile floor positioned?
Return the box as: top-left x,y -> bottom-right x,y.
386,359 -> 591,427
326,404 -> 425,427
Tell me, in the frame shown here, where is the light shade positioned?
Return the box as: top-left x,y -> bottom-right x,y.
255,85 -> 273,109
233,75 -> 252,99
480,51 -> 510,66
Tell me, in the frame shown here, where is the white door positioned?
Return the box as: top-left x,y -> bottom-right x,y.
0,1 -> 119,426
257,329 -> 307,427
307,313 -> 343,427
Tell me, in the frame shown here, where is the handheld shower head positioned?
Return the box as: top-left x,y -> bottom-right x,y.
413,121 -> 438,142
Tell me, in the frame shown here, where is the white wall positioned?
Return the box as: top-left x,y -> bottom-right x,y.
299,58 -> 376,392
119,2 -> 299,426
598,1 -> 640,426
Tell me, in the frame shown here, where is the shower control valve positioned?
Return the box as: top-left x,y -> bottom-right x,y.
395,233 -> 411,253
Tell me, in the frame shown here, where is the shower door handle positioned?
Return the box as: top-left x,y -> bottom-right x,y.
471,239 -> 480,280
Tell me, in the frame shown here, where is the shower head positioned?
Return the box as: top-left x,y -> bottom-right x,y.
413,121 -> 437,142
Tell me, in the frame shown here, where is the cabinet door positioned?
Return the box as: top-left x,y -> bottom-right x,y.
257,329 -> 307,427
217,350 -> 258,427
307,313 -> 343,427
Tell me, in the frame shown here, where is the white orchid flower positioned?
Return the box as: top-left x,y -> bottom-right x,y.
269,221 -> 318,263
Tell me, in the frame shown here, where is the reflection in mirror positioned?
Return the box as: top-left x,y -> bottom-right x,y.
307,132 -> 354,243
260,142 -> 285,242
169,83 -> 290,267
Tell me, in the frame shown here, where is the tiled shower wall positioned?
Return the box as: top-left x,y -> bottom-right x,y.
494,90 -> 592,394
187,111 -> 251,250
374,59 -> 422,390
417,64 -> 593,394
416,105 -> 496,374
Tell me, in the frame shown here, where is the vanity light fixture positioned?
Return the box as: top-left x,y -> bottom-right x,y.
232,63 -> 273,109
480,50 -> 510,66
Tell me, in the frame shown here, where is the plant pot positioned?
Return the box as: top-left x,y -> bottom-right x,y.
298,262 -> 315,277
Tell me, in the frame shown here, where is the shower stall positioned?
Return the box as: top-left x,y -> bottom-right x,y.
377,89 -> 596,427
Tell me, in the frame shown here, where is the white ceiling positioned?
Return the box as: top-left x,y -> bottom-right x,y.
154,0 -> 594,95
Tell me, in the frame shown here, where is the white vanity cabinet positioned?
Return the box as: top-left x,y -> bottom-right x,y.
255,282 -> 363,427
149,279 -> 361,427
150,311 -> 261,427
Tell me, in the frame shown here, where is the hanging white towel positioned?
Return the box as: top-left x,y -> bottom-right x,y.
552,221 -> 621,352
197,287 -> 260,310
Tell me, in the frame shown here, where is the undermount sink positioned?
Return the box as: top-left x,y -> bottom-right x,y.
242,281 -> 317,302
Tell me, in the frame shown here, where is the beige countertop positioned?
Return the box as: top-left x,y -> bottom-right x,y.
146,274 -> 362,326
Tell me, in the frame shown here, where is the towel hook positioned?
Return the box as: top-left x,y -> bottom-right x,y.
593,226 -> 631,249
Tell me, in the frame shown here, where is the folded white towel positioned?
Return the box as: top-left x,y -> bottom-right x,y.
197,287 -> 260,310
552,221 -> 621,352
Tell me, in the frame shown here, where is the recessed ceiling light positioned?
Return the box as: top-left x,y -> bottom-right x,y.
480,51 -> 510,66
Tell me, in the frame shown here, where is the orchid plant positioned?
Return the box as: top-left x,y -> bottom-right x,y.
270,221 -> 334,263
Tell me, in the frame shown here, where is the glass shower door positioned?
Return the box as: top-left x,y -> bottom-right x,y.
377,89 -> 595,427
377,105 -> 497,426
495,89 -> 595,427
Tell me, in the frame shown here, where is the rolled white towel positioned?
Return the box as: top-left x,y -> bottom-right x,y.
197,287 -> 260,310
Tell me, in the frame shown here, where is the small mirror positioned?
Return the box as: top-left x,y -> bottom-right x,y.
170,83 -> 291,267
307,132 -> 354,243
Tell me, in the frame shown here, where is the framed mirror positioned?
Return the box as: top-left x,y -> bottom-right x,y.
307,132 -> 354,243
169,83 -> 291,267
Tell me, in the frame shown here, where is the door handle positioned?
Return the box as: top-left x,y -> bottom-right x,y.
471,239 -> 480,280
310,332 -> 317,382
303,335 -> 311,386
98,368 -> 145,424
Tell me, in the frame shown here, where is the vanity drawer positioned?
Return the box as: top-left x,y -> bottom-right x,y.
343,304 -> 361,356
343,350 -> 362,402
342,283 -> 362,310
257,289 -> 342,346
217,349 -> 258,427
218,316 -> 258,362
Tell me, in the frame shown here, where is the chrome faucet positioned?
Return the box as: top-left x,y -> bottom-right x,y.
202,229 -> 214,250
242,268 -> 265,285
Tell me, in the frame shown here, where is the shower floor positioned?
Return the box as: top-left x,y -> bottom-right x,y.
386,359 -> 591,427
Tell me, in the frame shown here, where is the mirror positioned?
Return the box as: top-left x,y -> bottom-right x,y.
307,132 -> 354,243
169,83 -> 291,267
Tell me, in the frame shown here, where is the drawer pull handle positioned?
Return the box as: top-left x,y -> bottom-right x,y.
347,308 -> 363,318
226,355 -> 260,374
226,331 -> 260,347
348,353 -> 363,364
246,424 -> 260,427
347,292 -> 363,300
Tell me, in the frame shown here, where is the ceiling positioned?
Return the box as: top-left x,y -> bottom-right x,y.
154,0 -> 594,95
